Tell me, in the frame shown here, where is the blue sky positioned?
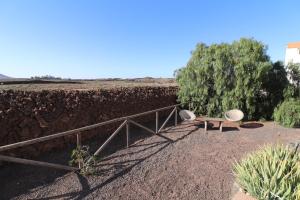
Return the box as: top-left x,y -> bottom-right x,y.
0,0 -> 299,79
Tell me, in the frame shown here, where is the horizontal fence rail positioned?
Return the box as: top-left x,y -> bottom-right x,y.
0,155 -> 78,171
0,104 -> 181,171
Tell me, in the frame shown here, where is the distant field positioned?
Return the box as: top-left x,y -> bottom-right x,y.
0,78 -> 177,91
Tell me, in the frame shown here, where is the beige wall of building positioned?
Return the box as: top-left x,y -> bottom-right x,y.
285,42 -> 300,65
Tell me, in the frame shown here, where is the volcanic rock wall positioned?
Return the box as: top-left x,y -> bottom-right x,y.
0,87 -> 178,157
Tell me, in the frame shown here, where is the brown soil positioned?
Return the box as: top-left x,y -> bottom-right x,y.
1,120 -> 299,200
232,191 -> 257,200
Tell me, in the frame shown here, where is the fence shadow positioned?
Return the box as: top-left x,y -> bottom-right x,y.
0,114 -> 193,199
32,125 -> 199,200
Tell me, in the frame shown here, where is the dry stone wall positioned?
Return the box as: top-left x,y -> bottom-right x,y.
0,86 -> 178,157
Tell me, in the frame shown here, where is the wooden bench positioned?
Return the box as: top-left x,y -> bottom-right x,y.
203,117 -> 225,132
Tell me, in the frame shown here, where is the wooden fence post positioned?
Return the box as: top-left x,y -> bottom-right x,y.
126,120 -> 130,148
76,133 -> 83,169
175,107 -> 178,126
156,111 -> 159,133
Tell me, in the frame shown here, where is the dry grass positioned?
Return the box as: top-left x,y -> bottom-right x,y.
0,78 -> 177,91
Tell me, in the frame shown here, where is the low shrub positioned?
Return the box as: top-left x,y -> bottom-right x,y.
233,145 -> 300,200
69,145 -> 97,175
274,99 -> 300,128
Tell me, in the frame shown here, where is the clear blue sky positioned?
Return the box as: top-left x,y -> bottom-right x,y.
0,0 -> 299,79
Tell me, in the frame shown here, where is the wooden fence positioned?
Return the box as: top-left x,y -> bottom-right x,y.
0,104 -> 181,171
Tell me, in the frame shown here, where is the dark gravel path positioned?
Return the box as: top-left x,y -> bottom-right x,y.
1,120 -> 299,200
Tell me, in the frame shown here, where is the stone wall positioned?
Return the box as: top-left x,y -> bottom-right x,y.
0,86 -> 178,157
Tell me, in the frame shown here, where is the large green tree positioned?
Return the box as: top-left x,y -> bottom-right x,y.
176,38 -> 273,119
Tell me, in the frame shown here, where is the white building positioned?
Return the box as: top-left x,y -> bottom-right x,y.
285,42 -> 300,65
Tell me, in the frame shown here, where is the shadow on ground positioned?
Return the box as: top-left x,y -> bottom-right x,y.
1,120 -> 299,200
0,116 -> 197,200
240,122 -> 264,129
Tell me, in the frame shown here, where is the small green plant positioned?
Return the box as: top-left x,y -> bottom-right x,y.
233,145 -> 300,200
69,145 -> 97,175
274,98 -> 300,128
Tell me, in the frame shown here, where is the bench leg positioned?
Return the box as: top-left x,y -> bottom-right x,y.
219,122 -> 223,132
204,121 -> 208,132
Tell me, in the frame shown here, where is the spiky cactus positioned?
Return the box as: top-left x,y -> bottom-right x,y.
233,145 -> 300,200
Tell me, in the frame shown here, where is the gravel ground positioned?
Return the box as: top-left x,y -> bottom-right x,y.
1,120 -> 299,200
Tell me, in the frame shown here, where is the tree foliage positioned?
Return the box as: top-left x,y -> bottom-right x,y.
176,38 -> 274,119
287,63 -> 300,87
284,63 -> 300,99
259,61 -> 289,119
30,75 -> 62,80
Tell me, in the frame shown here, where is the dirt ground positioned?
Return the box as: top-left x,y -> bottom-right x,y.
1,120 -> 299,200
